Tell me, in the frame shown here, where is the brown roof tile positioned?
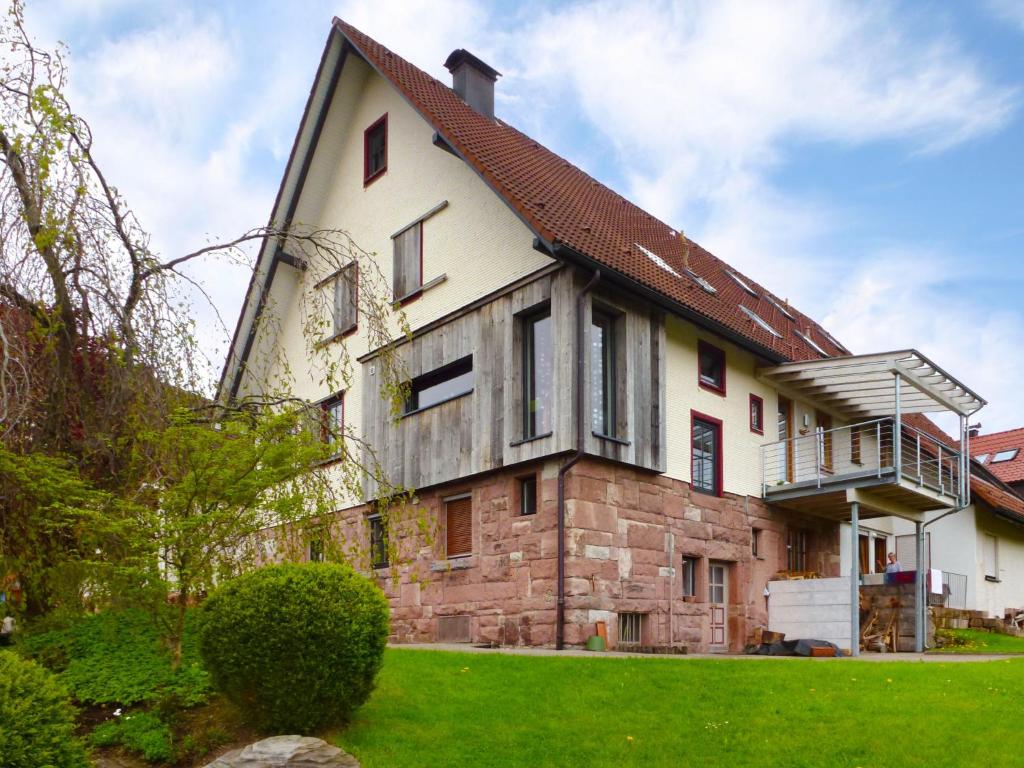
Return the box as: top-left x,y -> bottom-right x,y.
970,427 -> 1024,484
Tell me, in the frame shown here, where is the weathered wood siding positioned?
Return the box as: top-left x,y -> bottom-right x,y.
361,268 -> 666,498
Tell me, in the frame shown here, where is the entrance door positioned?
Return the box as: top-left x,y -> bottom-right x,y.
709,562 -> 729,649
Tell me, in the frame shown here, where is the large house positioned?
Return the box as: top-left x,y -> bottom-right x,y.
221,19 -> 993,654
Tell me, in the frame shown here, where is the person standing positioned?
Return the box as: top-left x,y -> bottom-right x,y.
884,552 -> 902,573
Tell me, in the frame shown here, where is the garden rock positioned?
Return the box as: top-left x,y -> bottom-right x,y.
204,736 -> 359,767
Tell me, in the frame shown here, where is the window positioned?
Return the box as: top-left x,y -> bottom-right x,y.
522,309 -> 553,438
778,396 -> 793,482
984,533 -> 998,580
786,528 -> 808,572
766,295 -> 795,320
368,515 -> 388,569
331,263 -> 358,336
392,221 -> 422,302
691,413 -> 722,496
685,268 -> 717,295
591,308 -> 617,436
796,330 -> 827,357
519,475 -> 537,516
320,393 -> 344,455
445,495 -> 473,558
749,394 -> 764,434
636,242 -> 681,278
681,556 -> 699,597
816,410 -> 833,472
363,114 -> 387,184
992,449 -> 1019,463
740,305 -> 782,337
618,612 -> 644,647
851,424 -> 862,464
405,356 -> 473,413
308,538 -> 324,563
698,341 -> 726,394
726,270 -> 758,296
975,453 -> 989,464
752,528 -> 762,558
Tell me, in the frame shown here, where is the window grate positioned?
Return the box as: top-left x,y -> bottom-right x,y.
618,612 -> 644,647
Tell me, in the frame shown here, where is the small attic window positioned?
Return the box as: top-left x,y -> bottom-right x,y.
635,243 -> 681,277
992,449 -> 1019,463
740,306 -> 781,338
975,453 -> 989,463
766,295 -> 795,321
726,270 -> 757,296
796,330 -> 828,357
685,268 -> 717,295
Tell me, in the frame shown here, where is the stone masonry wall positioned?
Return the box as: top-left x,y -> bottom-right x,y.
325,455 -> 841,653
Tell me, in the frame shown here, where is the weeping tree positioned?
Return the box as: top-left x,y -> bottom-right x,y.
0,0 -> 418,631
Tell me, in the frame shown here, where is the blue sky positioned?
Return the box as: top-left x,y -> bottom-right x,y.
28,0 -> 1024,432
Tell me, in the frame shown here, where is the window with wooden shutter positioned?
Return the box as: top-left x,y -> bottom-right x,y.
445,495 -> 472,558
332,262 -> 357,336
393,221 -> 422,302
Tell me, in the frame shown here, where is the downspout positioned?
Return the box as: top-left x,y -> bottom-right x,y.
556,267 -> 601,650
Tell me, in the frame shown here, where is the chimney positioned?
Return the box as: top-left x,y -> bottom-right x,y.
444,49 -> 501,119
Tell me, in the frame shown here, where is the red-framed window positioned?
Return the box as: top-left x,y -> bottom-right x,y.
691,410 -> 723,496
363,114 -> 388,185
749,394 -> 764,434
320,392 -> 344,457
697,340 -> 726,395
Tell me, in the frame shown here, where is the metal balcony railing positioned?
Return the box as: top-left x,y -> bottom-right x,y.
762,418 -> 967,507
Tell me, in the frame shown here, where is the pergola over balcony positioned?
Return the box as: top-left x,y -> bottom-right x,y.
758,349 -> 986,654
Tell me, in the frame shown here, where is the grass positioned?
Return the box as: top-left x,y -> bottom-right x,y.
336,649 -> 1024,768
933,628 -> 1024,654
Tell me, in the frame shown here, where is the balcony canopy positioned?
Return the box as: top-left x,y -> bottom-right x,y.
758,350 -> 985,420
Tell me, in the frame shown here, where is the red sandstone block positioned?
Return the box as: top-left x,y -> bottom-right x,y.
638,491 -> 665,514
569,500 -> 618,533
565,577 -> 592,596
608,477 -> 639,510
626,523 -> 665,550
677,520 -> 713,540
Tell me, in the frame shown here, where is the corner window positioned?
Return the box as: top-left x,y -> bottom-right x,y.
591,308 -> 618,437
393,221 -> 423,302
368,515 -> 388,569
331,263 -> 358,337
698,341 -> 726,395
749,394 -> 764,434
445,495 -> 473,559
519,475 -> 538,516
320,393 -> 344,455
681,556 -> 699,597
405,356 -> 473,414
691,413 -> 722,496
523,308 -> 553,439
364,114 -> 387,184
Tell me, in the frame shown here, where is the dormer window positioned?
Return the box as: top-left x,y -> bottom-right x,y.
364,114 -> 387,185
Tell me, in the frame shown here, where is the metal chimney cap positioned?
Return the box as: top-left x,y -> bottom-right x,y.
443,48 -> 501,81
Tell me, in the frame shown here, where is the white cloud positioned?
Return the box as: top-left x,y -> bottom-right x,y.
987,0 -> 1024,32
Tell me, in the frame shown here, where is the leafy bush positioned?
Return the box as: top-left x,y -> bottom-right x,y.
0,651 -> 90,768
198,562 -> 389,733
90,711 -> 174,763
18,608 -> 211,706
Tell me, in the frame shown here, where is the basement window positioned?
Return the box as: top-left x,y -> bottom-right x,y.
992,449 -> 1019,463
740,306 -> 782,338
405,356 -> 473,414
618,612 -> 644,647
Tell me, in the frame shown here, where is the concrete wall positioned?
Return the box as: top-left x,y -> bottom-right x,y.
767,577 -> 852,651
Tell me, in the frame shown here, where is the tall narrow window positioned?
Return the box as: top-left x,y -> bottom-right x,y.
850,424 -> 862,465
331,263 -> 358,336
752,528 -> 762,558
984,534 -> 998,580
405,356 -> 473,413
778,397 -> 793,482
681,556 -> 699,597
393,221 -> 422,302
749,394 -> 764,434
591,308 -> 617,436
691,413 -> 722,496
816,410 -> 833,472
368,515 -> 388,569
523,309 -> 553,438
697,341 -> 726,394
519,475 -> 537,516
308,538 -> 324,563
787,528 -> 808,572
445,495 -> 473,559
320,393 -> 344,455
363,114 -> 387,184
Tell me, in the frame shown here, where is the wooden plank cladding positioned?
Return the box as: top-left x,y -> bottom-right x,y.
361,266 -> 666,499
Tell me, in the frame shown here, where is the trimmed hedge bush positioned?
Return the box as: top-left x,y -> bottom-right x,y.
0,651 -> 90,768
197,562 -> 389,733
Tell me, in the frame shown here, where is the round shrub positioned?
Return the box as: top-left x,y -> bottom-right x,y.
197,562 -> 389,733
0,651 -> 90,768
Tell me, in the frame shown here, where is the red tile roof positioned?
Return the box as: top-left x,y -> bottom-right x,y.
972,476 -> 1024,523
334,19 -> 846,363
969,427 -> 1024,485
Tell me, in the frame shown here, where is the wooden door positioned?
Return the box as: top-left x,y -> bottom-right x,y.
709,562 -> 728,648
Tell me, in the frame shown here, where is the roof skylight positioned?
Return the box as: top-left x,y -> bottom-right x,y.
726,270 -> 757,296
766,295 -> 795,321
685,268 -> 717,295
740,305 -> 781,337
796,330 -> 828,357
975,454 -> 989,464
822,330 -> 848,353
635,243 -> 682,278
992,449 -> 1020,463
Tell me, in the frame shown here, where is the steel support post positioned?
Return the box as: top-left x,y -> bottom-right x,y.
851,502 -> 860,657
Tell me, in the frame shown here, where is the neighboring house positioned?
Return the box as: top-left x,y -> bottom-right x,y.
220,20 -> 987,653
970,427 -> 1024,495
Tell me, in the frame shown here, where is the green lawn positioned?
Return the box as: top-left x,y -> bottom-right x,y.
933,628 -> 1024,654
337,649 -> 1024,768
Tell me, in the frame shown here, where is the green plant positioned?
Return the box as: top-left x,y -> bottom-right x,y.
90,711 -> 173,763
198,562 -> 389,733
0,651 -> 90,768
